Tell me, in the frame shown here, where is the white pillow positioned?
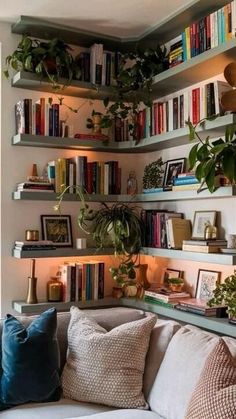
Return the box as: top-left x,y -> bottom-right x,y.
148,325 -> 219,419
62,307 -> 156,409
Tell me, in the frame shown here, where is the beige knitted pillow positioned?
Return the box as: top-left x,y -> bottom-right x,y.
62,307 -> 156,409
185,338 -> 236,419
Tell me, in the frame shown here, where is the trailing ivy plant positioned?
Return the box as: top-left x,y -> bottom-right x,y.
186,116 -> 236,192
208,272 -> 236,318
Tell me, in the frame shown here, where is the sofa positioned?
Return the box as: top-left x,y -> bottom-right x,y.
0,306 -> 235,419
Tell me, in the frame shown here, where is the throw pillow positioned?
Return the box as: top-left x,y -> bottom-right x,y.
0,307 -> 61,408
62,306 -> 156,409
185,338 -> 236,419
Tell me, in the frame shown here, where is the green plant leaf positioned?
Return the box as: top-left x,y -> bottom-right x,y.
210,143 -> 227,155
186,119 -> 195,141
197,144 -> 209,161
3,70 -> 9,79
222,152 -> 235,183
225,124 -> 236,142
205,165 -> 216,193
195,162 -> 205,181
188,143 -> 199,169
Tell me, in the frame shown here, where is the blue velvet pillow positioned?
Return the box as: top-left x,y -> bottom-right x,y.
0,307 -> 61,409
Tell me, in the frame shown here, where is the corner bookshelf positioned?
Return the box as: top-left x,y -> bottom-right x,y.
12,114 -> 236,153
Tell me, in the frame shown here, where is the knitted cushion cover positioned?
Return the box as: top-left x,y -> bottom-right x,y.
62,307 -> 156,409
185,338 -> 236,419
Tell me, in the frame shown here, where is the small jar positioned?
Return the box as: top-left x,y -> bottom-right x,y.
47,276 -> 63,302
127,171 -> 138,195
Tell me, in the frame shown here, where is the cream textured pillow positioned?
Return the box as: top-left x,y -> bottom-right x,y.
62,307 -> 156,409
185,338 -> 236,419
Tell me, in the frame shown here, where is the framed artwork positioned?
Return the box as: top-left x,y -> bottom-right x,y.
195,269 -> 221,300
41,215 -> 73,247
163,158 -> 186,190
192,211 -> 217,239
163,268 -> 182,285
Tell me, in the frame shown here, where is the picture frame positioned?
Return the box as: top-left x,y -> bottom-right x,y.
41,215 -> 73,247
163,158 -> 186,190
163,268 -> 182,285
192,211 -> 217,240
195,269 -> 221,300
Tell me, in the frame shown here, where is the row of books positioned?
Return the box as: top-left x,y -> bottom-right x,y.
47,156 -> 122,195
137,80 -> 231,139
78,44 -> 121,86
58,261 -> 105,302
144,290 -> 227,317
141,210 -> 191,249
15,98 -> 74,137
168,1 -> 236,66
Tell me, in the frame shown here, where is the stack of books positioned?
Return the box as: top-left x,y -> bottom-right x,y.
168,36 -> 183,68
14,240 -> 57,251
16,180 -> 54,193
173,173 -> 200,191
182,239 -> 227,253
58,261 -> 105,302
176,298 -> 227,317
144,288 -> 191,308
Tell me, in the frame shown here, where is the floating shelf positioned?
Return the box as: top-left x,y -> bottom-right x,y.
11,71 -> 118,100
12,114 -> 236,153
141,247 -> 236,265
120,298 -> 236,338
12,247 -> 114,259
12,186 -> 236,203
152,38 -> 236,98
13,297 -> 119,314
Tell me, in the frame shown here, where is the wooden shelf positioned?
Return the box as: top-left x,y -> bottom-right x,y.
120,298 -> 236,338
12,114 -> 236,153
11,71 -> 118,100
152,38 -> 236,98
12,186 -> 236,203
12,247 -> 113,259
141,247 -> 236,265
13,297 -> 119,314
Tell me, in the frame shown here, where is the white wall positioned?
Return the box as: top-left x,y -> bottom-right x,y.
0,21 -> 235,315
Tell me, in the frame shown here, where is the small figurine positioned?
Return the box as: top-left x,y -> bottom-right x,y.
127,171 -> 138,195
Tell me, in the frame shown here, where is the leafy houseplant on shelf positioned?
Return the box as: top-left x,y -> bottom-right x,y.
208,271 -> 236,323
54,187 -> 145,297
187,117 -> 236,192
4,35 -> 81,89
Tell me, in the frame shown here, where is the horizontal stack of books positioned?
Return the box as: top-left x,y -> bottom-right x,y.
167,1 -> 236,66
16,180 -> 55,193
176,298 -> 227,317
173,172 -> 200,191
47,156 -> 121,195
182,239 -> 227,253
141,210 -> 191,249
14,240 -> 57,251
145,288 -> 191,308
58,261 -> 105,302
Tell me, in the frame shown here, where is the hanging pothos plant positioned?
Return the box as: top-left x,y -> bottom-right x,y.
187,116 -> 236,192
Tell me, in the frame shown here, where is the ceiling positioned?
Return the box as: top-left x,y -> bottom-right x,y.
0,0 -> 193,39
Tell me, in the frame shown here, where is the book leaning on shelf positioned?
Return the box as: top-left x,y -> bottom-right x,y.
57,261 -> 105,303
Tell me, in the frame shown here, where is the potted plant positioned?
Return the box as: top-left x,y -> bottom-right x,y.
55,188 -> 145,295
86,110 -> 112,134
4,35 -> 81,89
186,117 -> 236,192
142,158 -> 164,192
168,277 -> 184,292
208,271 -> 236,323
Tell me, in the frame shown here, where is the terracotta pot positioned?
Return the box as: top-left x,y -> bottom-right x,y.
169,283 -> 184,292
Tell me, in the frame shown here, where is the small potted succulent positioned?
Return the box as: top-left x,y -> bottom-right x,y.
168,277 -> 184,293
208,271 -> 236,323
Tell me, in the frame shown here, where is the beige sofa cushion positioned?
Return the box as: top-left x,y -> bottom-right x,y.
143,318 -> 181,398
68,410 -> 161,419
0,398 -> 114,419
148,325 -> 220,419
62,307 -> 156,409
185,339 -> 236,419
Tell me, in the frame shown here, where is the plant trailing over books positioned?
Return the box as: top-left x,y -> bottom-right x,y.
187,116 -> 236,192
54,187 -> 144,286
208,271 -> 236,319
4,35 -> 81,89
143,158 -> 164,190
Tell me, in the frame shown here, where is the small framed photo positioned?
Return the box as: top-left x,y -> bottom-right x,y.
41,215 -> 73,247
192,211 -> 217,240
163,158 -> 186,190
163,268 -> 182,285
195,269 -> 221,300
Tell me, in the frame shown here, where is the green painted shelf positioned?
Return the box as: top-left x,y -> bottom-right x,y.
12,247 -> 114,259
